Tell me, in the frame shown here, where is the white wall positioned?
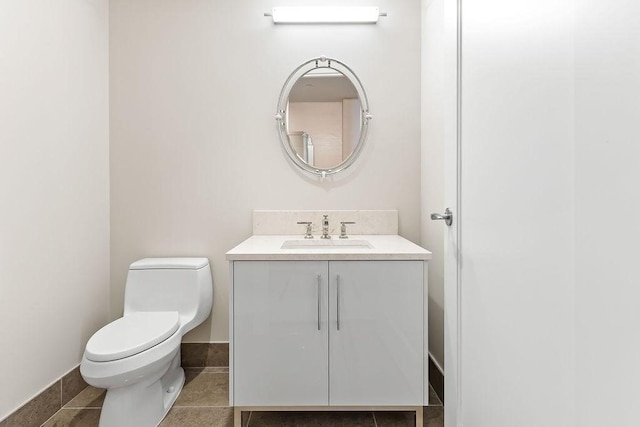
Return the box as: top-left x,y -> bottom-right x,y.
109,0 -> 422,342
574,0 -> 640,425
0,0 -> 110,420
421,0 -> 446,371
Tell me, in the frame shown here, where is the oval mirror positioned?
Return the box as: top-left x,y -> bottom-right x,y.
276,57 -> 372,176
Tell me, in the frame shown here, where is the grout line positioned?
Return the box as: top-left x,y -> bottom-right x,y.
64,405 -> 233,410
49,407 -> 101,411
170,405 -> 232,408
40,410 -> 57,427
183,366 -> 229,368
184,367 -> 229,369
184,373 -> 229,376
40,407 -> 101,426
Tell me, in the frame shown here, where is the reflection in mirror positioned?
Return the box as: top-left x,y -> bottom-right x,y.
288,131 -> 314,165
276,57 -> 371,177
286,69 -> 362,169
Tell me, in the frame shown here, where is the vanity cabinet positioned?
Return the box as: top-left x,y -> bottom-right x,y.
328,260 -> 424,406
233,261 -> 329,406
231,260 -> 426,407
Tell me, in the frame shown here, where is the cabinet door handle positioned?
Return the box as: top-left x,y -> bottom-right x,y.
336,274 -> 341,331
317,274 -> 321,331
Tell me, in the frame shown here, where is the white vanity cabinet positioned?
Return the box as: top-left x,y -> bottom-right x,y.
231,259 -> 426,407
232,260 -> 329,406
328,260 -> 424,406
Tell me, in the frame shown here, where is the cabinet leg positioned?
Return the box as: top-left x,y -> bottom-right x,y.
416,406 -> 424,427
234,407 -> 242,427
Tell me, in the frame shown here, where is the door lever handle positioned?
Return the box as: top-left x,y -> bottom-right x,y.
430,208 -> 453,226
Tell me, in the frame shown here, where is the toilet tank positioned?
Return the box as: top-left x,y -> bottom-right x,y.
123,258 -> 213,334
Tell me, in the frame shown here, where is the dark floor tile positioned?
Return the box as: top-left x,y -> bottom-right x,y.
160,407 -> 233,427
373,411 -> 416,427
241,411 -> 251,427
41,408 -> 100,427
61,368 -> 88,407
0,382 -> 60,427
29,369 -> 442,427
206,343 -> 229,367
424,406 -> 444,427
247,411 -> 375,427
374,406 -> 444,427
174,371 -> 228,407
63,386 -> 105,409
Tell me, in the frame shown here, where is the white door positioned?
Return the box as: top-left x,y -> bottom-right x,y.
233,260 -> 329,406
435,0 -> 576,426
328,261 -> 425,406
431,1 -> 640,426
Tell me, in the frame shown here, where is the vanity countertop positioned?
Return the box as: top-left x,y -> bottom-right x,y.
226,234 -> 432,261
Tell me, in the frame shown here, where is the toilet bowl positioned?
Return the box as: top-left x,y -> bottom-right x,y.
81,258 -> 213,427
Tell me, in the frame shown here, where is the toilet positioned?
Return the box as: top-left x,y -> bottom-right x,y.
80,258 -> 213,427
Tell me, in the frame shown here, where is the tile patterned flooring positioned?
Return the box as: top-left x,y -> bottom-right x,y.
42,368 -> 444,426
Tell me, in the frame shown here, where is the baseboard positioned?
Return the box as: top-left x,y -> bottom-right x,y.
428,353 -> 444,404
0,365 -> 87,427
3,341 -> 432,425
0,343 -> 231,426
181,342 -> 229,367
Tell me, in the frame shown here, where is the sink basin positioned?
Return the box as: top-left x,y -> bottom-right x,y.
281,239 -> 374,250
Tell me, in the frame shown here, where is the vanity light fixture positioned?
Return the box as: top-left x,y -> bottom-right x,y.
268,7 -> 384,24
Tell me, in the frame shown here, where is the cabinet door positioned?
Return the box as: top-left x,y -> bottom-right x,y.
233,261 -> 329,406
329,261 -> 424,405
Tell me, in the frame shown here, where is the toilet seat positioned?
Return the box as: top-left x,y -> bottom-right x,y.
85,312 -> 180,362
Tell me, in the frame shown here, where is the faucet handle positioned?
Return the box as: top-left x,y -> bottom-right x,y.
320,215 -> 331,239
339,221 -> 356,239
297,221 -> 314,239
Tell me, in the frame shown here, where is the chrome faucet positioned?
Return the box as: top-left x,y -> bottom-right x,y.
297,221 -> 313,239
339,221 -> 356,239
321,215 -> 331,239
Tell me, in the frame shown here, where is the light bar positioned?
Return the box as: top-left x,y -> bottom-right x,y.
270,7 -> 380,24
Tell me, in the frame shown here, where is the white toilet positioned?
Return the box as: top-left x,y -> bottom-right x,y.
80,258 -> 213,427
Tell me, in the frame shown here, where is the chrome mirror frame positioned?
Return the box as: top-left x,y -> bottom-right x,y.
275,56 -> 372,177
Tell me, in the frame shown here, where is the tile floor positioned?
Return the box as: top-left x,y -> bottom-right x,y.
42,368 -> 444,426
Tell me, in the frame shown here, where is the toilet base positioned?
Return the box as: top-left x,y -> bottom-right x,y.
98,354 -> 185,427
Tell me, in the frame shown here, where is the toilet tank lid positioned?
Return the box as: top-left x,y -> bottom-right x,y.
129,257 -> 209,270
